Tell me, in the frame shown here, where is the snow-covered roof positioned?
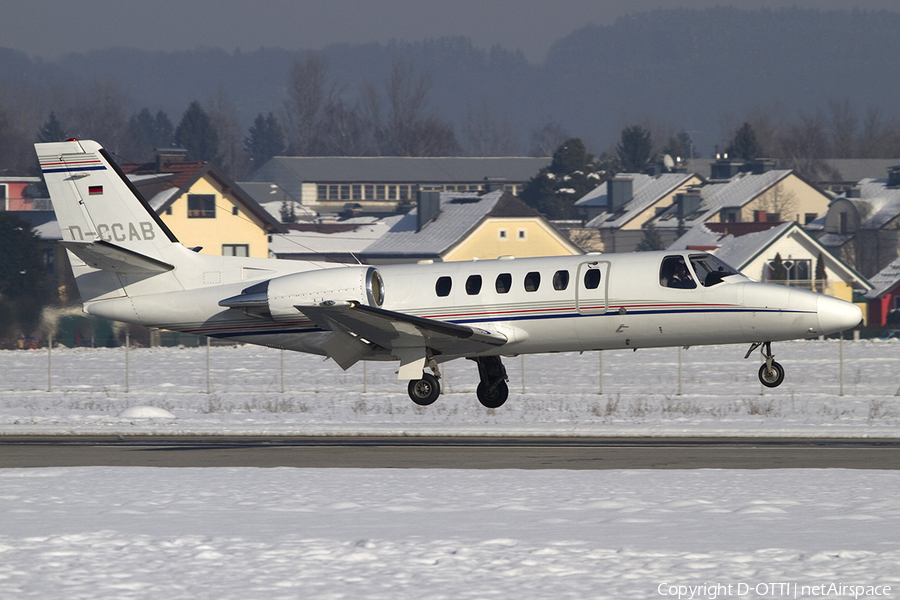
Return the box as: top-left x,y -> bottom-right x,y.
712,222 -> 794,269
851,178 -> 900,230
652,170 -> 792,228
865,254 -> 900,299
362,190 -> 509,259
269,216 -> 401,258
580,173 -> 696,229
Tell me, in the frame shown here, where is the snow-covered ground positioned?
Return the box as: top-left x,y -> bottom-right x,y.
1,339 -> 899,436
1,468 -> 899,599
2,340 -> 900,597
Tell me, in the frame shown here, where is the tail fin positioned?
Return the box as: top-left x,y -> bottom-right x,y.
36,139 -> 186,302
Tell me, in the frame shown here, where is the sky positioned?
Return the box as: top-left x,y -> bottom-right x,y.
6,0 -> 900,63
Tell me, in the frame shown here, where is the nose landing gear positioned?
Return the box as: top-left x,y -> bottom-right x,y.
745,341 -> 785,388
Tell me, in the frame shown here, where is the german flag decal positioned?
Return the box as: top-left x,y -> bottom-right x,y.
88,185 -> 103,195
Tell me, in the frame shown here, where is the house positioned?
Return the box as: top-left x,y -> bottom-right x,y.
813,166 -> 900,279
244,156 -> 550,216
1,177 -> 48,211
122,150 -> 286,258
572,172 -> 702,252
650,162 -> 831,234
670,221 -> 871,310
863,255 -> 900,326
360,190 -> 582,264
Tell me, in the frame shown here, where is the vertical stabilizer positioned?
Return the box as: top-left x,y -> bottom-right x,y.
36,139 -> 186,303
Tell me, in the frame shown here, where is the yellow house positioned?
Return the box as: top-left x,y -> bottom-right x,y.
361,190 -> 581,264
125,155 -> 286,258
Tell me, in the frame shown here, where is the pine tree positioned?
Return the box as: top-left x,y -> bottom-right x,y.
37,112 -> 66,143
726,122 -> 763,161
126,108 -> 174,161
520,138 -> 603,220
815,251 -> 827,293
175,101 -> 220,163
636,223 -> 664,252
616,125 -> 652,173
245,112 -> 285,168
770,253 -> 787,281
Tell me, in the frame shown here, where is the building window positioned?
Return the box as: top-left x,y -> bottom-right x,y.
840,212 -> 848,234
805,213 -> 817,225
222,244 -> 249,257
329,185 -> 338,199
232,206 -> 239,216
388,185 -> 397,200
340,185 -> 350,200
188,194 -> 215,218
352,185 -> 362,200
165,206 -> 172,215
376,185 -> 386,200
365,185 -> 374,200
435,276 -> 452,297
317,185 -> 327,201
517,229 -> 527,240
765,258 -> 811,288
498,229 -> 508,240
399,185 -> 410,201
0,184 -> 6,210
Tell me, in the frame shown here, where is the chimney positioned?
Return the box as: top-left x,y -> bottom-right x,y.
675,188 -> 702,219
156,147 -> 187,173
888,166 -> 900,188
417,190 -> 441,231
607,177 -> 633,213
710,155 -> 745,179
845,186 -> 862,199
483,177 -> 506,193
750,158 -> 776,174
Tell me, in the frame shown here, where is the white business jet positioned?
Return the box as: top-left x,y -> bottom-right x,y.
37,140 -> 862,408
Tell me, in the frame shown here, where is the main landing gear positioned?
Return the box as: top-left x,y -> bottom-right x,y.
405,356 -> 510,408
745,341 -> 785,388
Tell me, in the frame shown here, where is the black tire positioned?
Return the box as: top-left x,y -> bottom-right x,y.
408,373 -> 440,406
476,380 -> 509,408
758,361 -> 785,388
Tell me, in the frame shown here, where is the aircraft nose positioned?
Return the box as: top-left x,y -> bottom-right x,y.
817,294 -> 862,334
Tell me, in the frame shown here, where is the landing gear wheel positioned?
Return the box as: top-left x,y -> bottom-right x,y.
758,361 -> 785,388
408,373 -> 440,406
476,380 -> 509,408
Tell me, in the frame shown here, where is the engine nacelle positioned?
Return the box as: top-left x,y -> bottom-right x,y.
219,266 -> 384,321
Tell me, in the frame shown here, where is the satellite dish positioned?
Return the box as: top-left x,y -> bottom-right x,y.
663,154 -> 675,170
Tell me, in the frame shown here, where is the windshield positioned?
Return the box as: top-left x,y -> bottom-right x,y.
689,254 -> 742,287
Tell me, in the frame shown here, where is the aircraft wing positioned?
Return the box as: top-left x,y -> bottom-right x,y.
295,301 -> 507,376
61,240 -> 175,273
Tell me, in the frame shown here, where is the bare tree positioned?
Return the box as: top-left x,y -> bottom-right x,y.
206,90 -> 250,179
756,184 -> 798,221
464,100 -> 520,156
283,52 -> 334,156
67,76 -> 130,152
317,98 -> 370,156
528,120 -> 569,157
362,58 -> 459,156
828,98 -> 857,159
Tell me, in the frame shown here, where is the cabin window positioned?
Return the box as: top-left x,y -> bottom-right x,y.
524,272 -> 541,292
583,268 -> 601,290
660,256 -> 697,289
435,276 -> 452,297
552,270 -> 569,290
495,273 -> 512,294
466,274 -> 482,295
691,254 -> 741,287
188,194 -> 216,218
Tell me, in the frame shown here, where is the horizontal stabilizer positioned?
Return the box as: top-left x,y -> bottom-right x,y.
61,240 -> 175,274
295,301 -> 507,361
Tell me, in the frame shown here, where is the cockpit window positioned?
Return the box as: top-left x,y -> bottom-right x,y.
659,256 -> 697,289
689,254 -> 741,287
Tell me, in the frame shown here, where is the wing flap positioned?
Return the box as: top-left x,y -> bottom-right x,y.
295,301 -> 507,369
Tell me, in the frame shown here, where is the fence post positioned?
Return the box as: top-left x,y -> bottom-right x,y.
125,330 -> 130,393
47,332 -> 52,392
280,347 -> 285,393
598,350 -> 603,395
839,331 -> 844,397
521,355 -> 526,393
363,359 -> 368,394
678,346 -> 683,396
206,336 -> 211,394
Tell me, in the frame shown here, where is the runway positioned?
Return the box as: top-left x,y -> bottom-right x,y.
2,436 -> 900,469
